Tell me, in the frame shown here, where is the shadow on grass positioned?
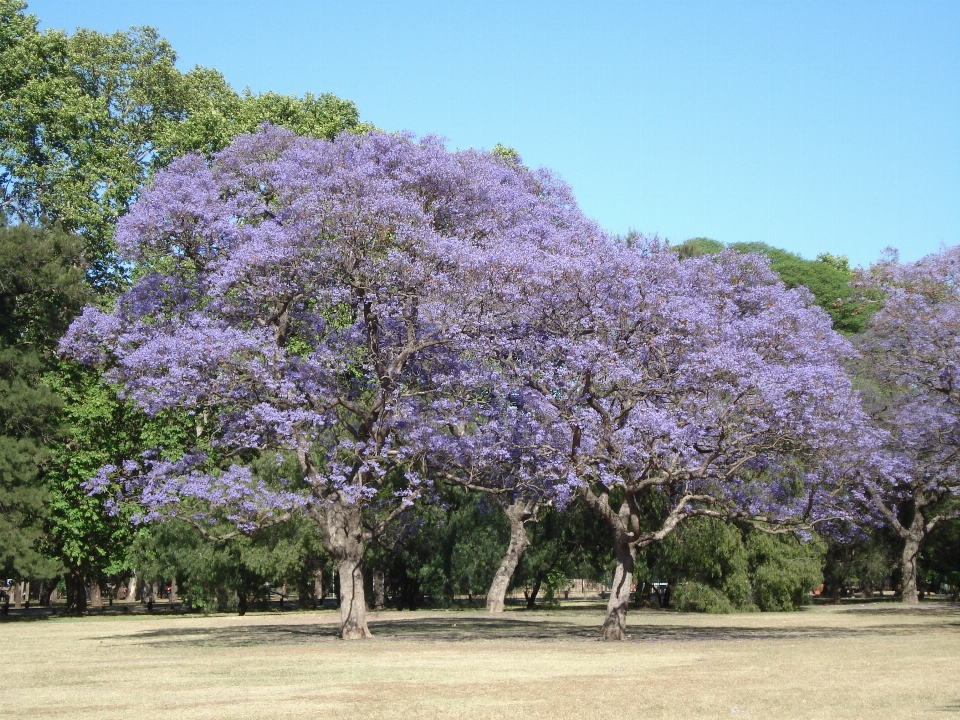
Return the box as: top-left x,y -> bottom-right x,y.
101,606 -> 960,648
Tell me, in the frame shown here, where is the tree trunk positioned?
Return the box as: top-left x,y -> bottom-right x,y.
90,581 -> 102,608
169,579 -> 179,603
317,496 -> 372,639
65,570 -> 87,614
525,577 -> 543,609
601,539 -> 636,641
12,582 -> 23,609
486,500 -> 534,612
314,568 -> 325,607
127,575 -> 137,601
372,570 -> 385,611
901,524 -> 924,604
336,554 -> 371,638
634,580 -> 651,609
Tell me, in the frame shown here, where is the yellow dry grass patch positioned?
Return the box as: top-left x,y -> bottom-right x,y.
3,603 -> 959,719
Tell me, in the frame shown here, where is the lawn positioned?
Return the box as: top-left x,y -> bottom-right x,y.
3,602 -> 958,719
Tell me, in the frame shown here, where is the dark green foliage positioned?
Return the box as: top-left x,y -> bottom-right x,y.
130,515 -> 327,611
379,489 -> 508,607
513,500 -> 611,607
651,517 -> 753,610
640,517 -> 823,612
921,511 -> 960,599
822,530 -> 898,600
0,225 -> 88,581
672,581 -> 736,613
745,532 -> 824,611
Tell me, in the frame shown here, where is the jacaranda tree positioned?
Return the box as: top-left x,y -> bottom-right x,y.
60,125 -> 600,638
480,240 -> 879,639
855,246 -> 960,603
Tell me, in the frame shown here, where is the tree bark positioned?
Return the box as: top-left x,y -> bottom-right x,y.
525,577 -> 543,609
90,581 -> 102,608
12,582 -> 23,609
372,570 -> 385,611
601,538 -> 636,641
486,499 -> 534,613
316,496 -> 372,639
65,570 -> 87,614
313,568 -> 325,607
900,519 -> 924,604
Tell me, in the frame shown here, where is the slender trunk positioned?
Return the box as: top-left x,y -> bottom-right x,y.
901,521 -> 924,604
601,538 -> 636,641
486,499 -> 534,612
525,577 -> 543,609
313,568 -> 325,607
317,497 -> 372,639
372,570 -> 385,611
127,575 -> 137,601
634,580 -> 650,609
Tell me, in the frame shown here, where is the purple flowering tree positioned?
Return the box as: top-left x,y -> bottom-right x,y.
60,125 -> 600,638
486,241 -> 877,640
855,247 -> 960,603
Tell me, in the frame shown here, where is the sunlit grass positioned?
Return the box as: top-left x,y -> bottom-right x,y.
4,603 -> 958,719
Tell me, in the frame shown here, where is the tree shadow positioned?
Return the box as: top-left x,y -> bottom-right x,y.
99,608 -> 960,648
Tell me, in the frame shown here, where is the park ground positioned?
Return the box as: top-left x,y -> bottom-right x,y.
3,602 -> 958,719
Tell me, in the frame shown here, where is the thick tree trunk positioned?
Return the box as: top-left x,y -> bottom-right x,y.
901,525 -> 924,604
317,497 -> 372,639
90,581 -> 102,608
486,500 -> 534,612
169,579 -> 179,603
12,582 -> 23,609
601,539 -> 636,641
65,570 -> 87,614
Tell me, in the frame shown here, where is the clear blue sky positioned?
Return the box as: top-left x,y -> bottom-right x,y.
30,0 -> 960,268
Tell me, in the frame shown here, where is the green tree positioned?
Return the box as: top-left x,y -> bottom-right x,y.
0,225 -> 88,586
0,0 -> 368,290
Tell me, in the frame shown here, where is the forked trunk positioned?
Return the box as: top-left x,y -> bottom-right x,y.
601,539 -> 636,641
486,500 -> 534,613
317,496 -> 372,639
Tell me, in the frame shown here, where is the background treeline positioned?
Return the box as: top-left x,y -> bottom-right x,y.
0,0 -> 955,615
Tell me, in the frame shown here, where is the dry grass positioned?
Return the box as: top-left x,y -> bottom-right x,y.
4,602 -> 959,719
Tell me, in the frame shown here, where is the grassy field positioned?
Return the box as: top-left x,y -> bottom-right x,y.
3,602 -> 958,719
